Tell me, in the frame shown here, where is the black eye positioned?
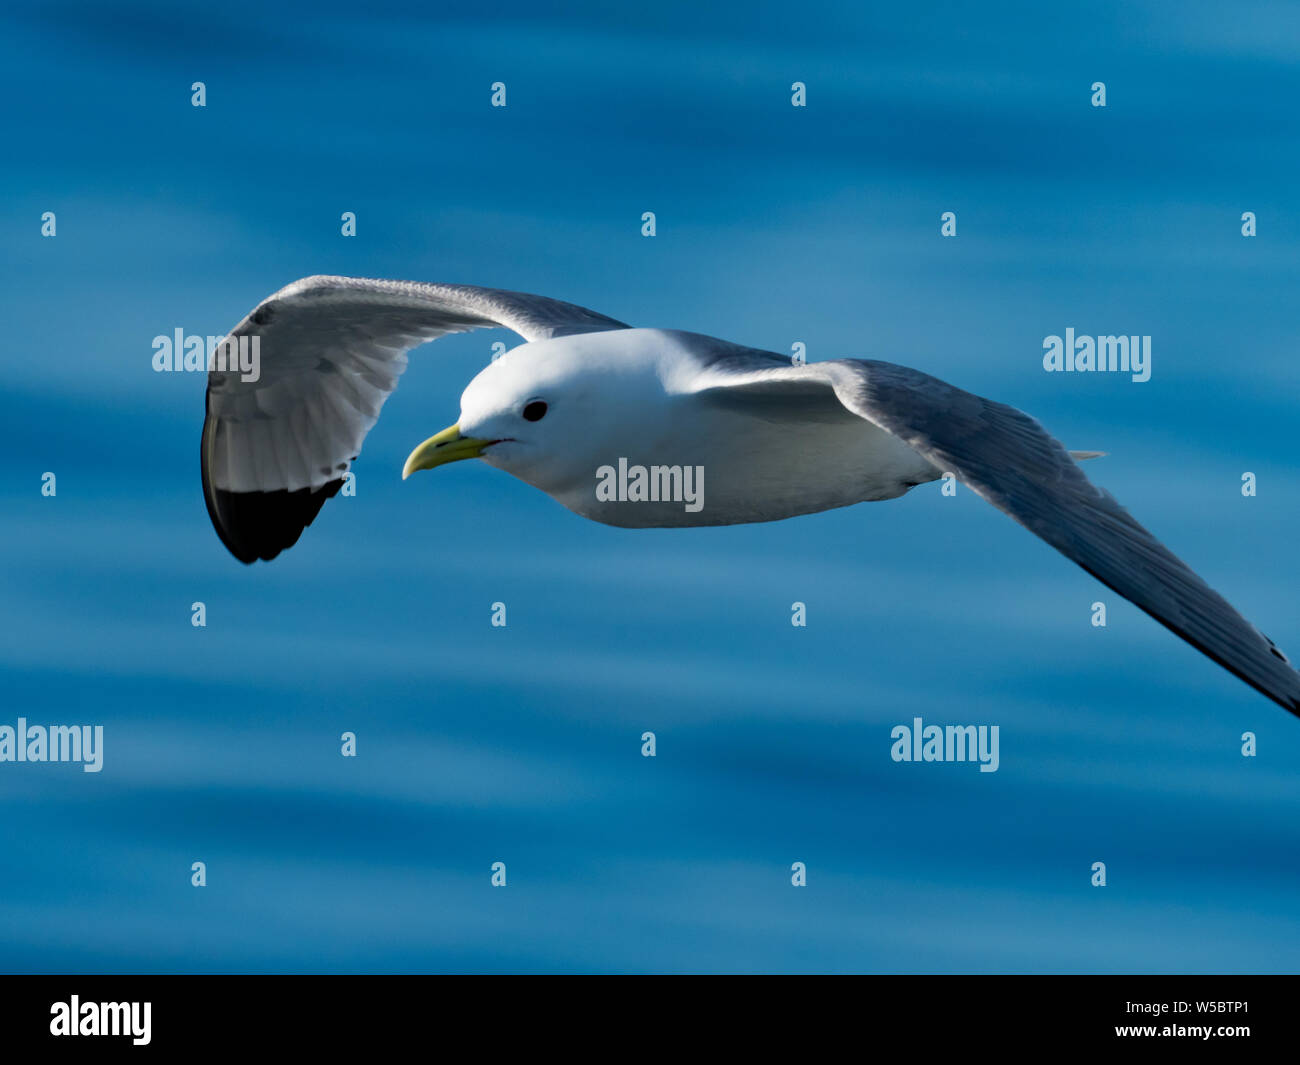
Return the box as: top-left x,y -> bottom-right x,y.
522,400 -> 548,422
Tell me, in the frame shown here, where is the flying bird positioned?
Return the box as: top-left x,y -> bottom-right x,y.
201,275 -> 1300,717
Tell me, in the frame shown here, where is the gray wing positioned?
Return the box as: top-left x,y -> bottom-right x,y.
202,275 -> 629,563
690,351 -> 1300,716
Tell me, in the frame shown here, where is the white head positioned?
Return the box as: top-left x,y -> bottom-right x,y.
401,329 -> 676,498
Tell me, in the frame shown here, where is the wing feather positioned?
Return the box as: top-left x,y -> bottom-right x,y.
691,352 -> 1300,715
201,275 -> 628,562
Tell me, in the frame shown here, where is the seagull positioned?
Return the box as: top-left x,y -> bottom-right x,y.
201,275 -> 1300,717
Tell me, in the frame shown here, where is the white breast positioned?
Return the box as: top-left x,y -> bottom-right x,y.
554,392 -> 940,528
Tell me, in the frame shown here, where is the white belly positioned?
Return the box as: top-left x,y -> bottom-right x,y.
552,401 -> 940,529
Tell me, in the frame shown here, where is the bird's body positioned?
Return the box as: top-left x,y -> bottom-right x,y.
201,275 -> 1300,718
476,329 -> 941,528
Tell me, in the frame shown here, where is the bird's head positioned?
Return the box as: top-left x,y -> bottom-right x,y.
401,329 -> 671,497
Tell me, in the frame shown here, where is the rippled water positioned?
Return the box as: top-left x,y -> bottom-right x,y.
3,0 -> 1299,972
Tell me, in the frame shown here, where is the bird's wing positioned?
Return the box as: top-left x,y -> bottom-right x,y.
202,275 -> 629,563
689,350 -> 1300,716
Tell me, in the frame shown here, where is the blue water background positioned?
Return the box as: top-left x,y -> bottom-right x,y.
2,1 -> 1299,971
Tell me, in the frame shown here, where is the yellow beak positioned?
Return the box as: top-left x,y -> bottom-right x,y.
401,423 -> 495,479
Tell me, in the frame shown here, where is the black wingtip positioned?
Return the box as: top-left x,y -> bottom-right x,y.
201,414 -> 343,564
205,478 -> 343,563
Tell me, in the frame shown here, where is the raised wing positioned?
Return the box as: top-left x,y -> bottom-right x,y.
690,352 -> 1300,716
201,275 -> 628,563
